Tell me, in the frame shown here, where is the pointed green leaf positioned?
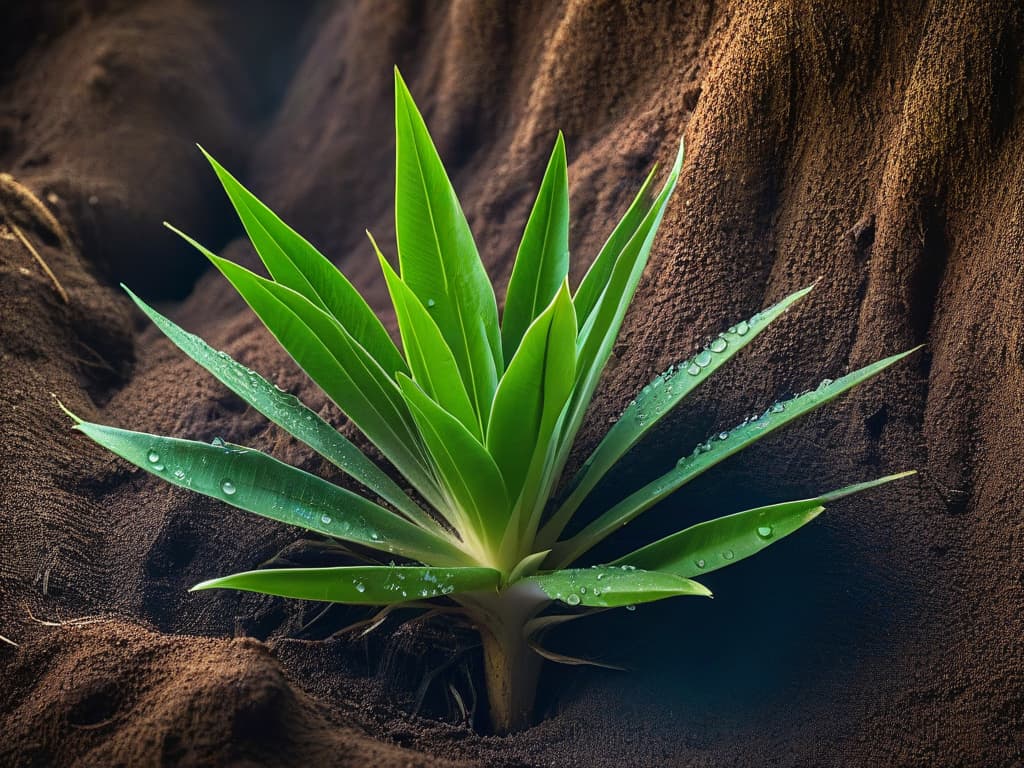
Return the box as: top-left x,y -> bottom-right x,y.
398,374 -> 511,553
393,68 -> 501,419
573,164 -> 659,326
121,285 -> 441,533
548,347 -> 922,565
372,234 -> 480,438
487,281 -> 577,503
614,472 -> 916,576
501,132 -> 570,361
199,147 -> 406,377
556,283 -> 815,525
168,225 -> 443,508
73,420 -> 468,565
192,565 -> 500,604
527,565 -> 711,608
539,138 -> 685,531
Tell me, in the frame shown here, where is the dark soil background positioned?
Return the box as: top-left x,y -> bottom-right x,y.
1,1 -> 1022,766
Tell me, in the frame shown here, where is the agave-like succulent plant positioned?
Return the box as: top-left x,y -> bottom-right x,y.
66,68 -> 917,733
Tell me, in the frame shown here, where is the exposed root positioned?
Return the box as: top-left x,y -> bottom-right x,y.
0,173 -> 75,304
25,605 -> 113,628
4,216 -> 70,303
0,173 -> 76,253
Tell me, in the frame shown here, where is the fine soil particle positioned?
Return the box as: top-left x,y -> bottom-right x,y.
1,1 -> 1022,766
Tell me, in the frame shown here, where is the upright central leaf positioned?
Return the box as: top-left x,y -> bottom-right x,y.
393,69 -> 501,421
501,132 -> 570,362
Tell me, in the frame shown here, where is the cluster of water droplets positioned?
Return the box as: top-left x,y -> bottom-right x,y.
625,317 -> 758,429
367,565 -> 458,601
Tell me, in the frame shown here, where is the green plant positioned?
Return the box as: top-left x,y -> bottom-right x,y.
66,68 -> 918,734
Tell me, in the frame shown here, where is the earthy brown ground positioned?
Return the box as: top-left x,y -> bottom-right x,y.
1,1 -> 1022,766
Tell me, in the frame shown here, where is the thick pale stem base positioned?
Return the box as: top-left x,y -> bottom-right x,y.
479,619 -> 543,734
458,582 -> 548,734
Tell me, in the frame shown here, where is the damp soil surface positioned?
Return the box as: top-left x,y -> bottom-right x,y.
2,2 -> 1022,766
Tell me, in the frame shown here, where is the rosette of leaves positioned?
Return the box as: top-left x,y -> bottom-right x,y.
67,68 -> 918,733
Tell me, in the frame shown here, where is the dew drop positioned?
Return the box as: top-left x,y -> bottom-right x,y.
687,363 -> 701,376
596,572 -> 604,580
579,586 -> 587,594
695,558 -> 706,569
370,531 -> 381,541
221,480 -> 236,495
152,463 -> 164,471
321,514 -> 332,525
566,593 -> 581,606
355,581 -> 366,593
426,298 -> 436,308
694,350 -> 712,367
710,337 -> 728,353
593,588 -> 601,596
757,525 -> 774,539
211,436 -> 226,447
735,320 -> 750,335
817,378 -> 834,390
722,550 -> 735,560
173,468 -> 186,480
626,604 -> 636,611
770,402 -> 785,414
147,449 -> 161,464
718,431 -> 729,440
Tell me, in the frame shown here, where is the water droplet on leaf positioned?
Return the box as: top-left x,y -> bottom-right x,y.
566,593 -> 581,606
694,350 -> 712,367
221,480 -> 236,495
147,450 -> 160,464
757,525 -> 774,539
710,337 -> 728,353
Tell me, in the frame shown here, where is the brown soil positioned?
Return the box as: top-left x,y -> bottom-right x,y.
1,1 -> 1021,765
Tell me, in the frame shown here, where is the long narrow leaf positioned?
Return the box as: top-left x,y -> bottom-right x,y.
398,374 -> 511,554
548,346 -> 921,564
199,147 -> 406,377
193,565 -> 500,604
541,138 -> 686,530
613,472 -> 915,576
393,68 -> 501,418
488,281 -> 577,504
527,565 -> 710,608
373,234 -> 480,438
122,285 -> 440,533
501,132 -> 570,361
573,164 -> 660,326
72,419 -> 469,566
168,226 -> 443,508
557,283 -> 815,524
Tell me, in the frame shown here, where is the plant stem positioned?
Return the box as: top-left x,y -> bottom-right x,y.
457,582 -> 549,734
478,615 -> 543,734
